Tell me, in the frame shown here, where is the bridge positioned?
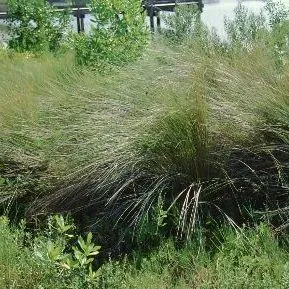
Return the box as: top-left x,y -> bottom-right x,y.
144,0 -> 204,32
0,0 -> 204,33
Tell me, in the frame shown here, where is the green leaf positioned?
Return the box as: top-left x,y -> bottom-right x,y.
87,232 -> 93,244
77,235 -> 86,251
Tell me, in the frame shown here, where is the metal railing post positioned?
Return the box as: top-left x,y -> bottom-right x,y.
149,3 -> 155,32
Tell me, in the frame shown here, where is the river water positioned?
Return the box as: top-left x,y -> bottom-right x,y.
201,0 -> 289,38
202,0 -> 266,38
1,0 -> 289,44
71,0 -> 268,36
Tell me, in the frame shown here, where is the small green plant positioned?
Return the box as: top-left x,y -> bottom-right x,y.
0,214 -> 103,288
35,214 -> 101,286
136,195 -> 168,248
6,0 -> 70,53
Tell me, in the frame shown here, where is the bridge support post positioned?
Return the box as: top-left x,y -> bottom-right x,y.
75,8 -> 85,33
80,14 -> 85,32
198,0 -> 204,12
76,15 -> 81,33
156,11 -> 161,31
149,5 -> 155,32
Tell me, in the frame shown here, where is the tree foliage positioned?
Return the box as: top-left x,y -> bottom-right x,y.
74,0 -> 148,69
7,0 -> 70,53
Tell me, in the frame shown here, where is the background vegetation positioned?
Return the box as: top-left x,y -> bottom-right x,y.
6,0 -> 70,53
73,0 -> 148,69
1,0 -> 289,288
2,216 -> 289,288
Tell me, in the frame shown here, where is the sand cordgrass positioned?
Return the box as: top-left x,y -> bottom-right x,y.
1,18 -> 289,241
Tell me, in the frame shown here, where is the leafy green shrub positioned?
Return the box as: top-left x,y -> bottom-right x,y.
74,0 -> 148,69
0,215 -> 61,288
163,4 -> 205,41
224,1 -> 289,66
266,0 -> 289,27
7,0 -> 70,53
0,214 -> 101,288
224,4 -> 266,49
264,0 -> 289,66
34,214 -> 101,286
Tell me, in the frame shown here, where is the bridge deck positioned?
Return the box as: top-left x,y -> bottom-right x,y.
0,0 -> 203,18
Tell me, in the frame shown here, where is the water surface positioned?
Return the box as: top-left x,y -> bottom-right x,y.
73,0 -> 288,37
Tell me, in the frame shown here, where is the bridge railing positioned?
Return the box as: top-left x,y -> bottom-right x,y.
143,0 -> 203,31
0,0 -> 204,32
